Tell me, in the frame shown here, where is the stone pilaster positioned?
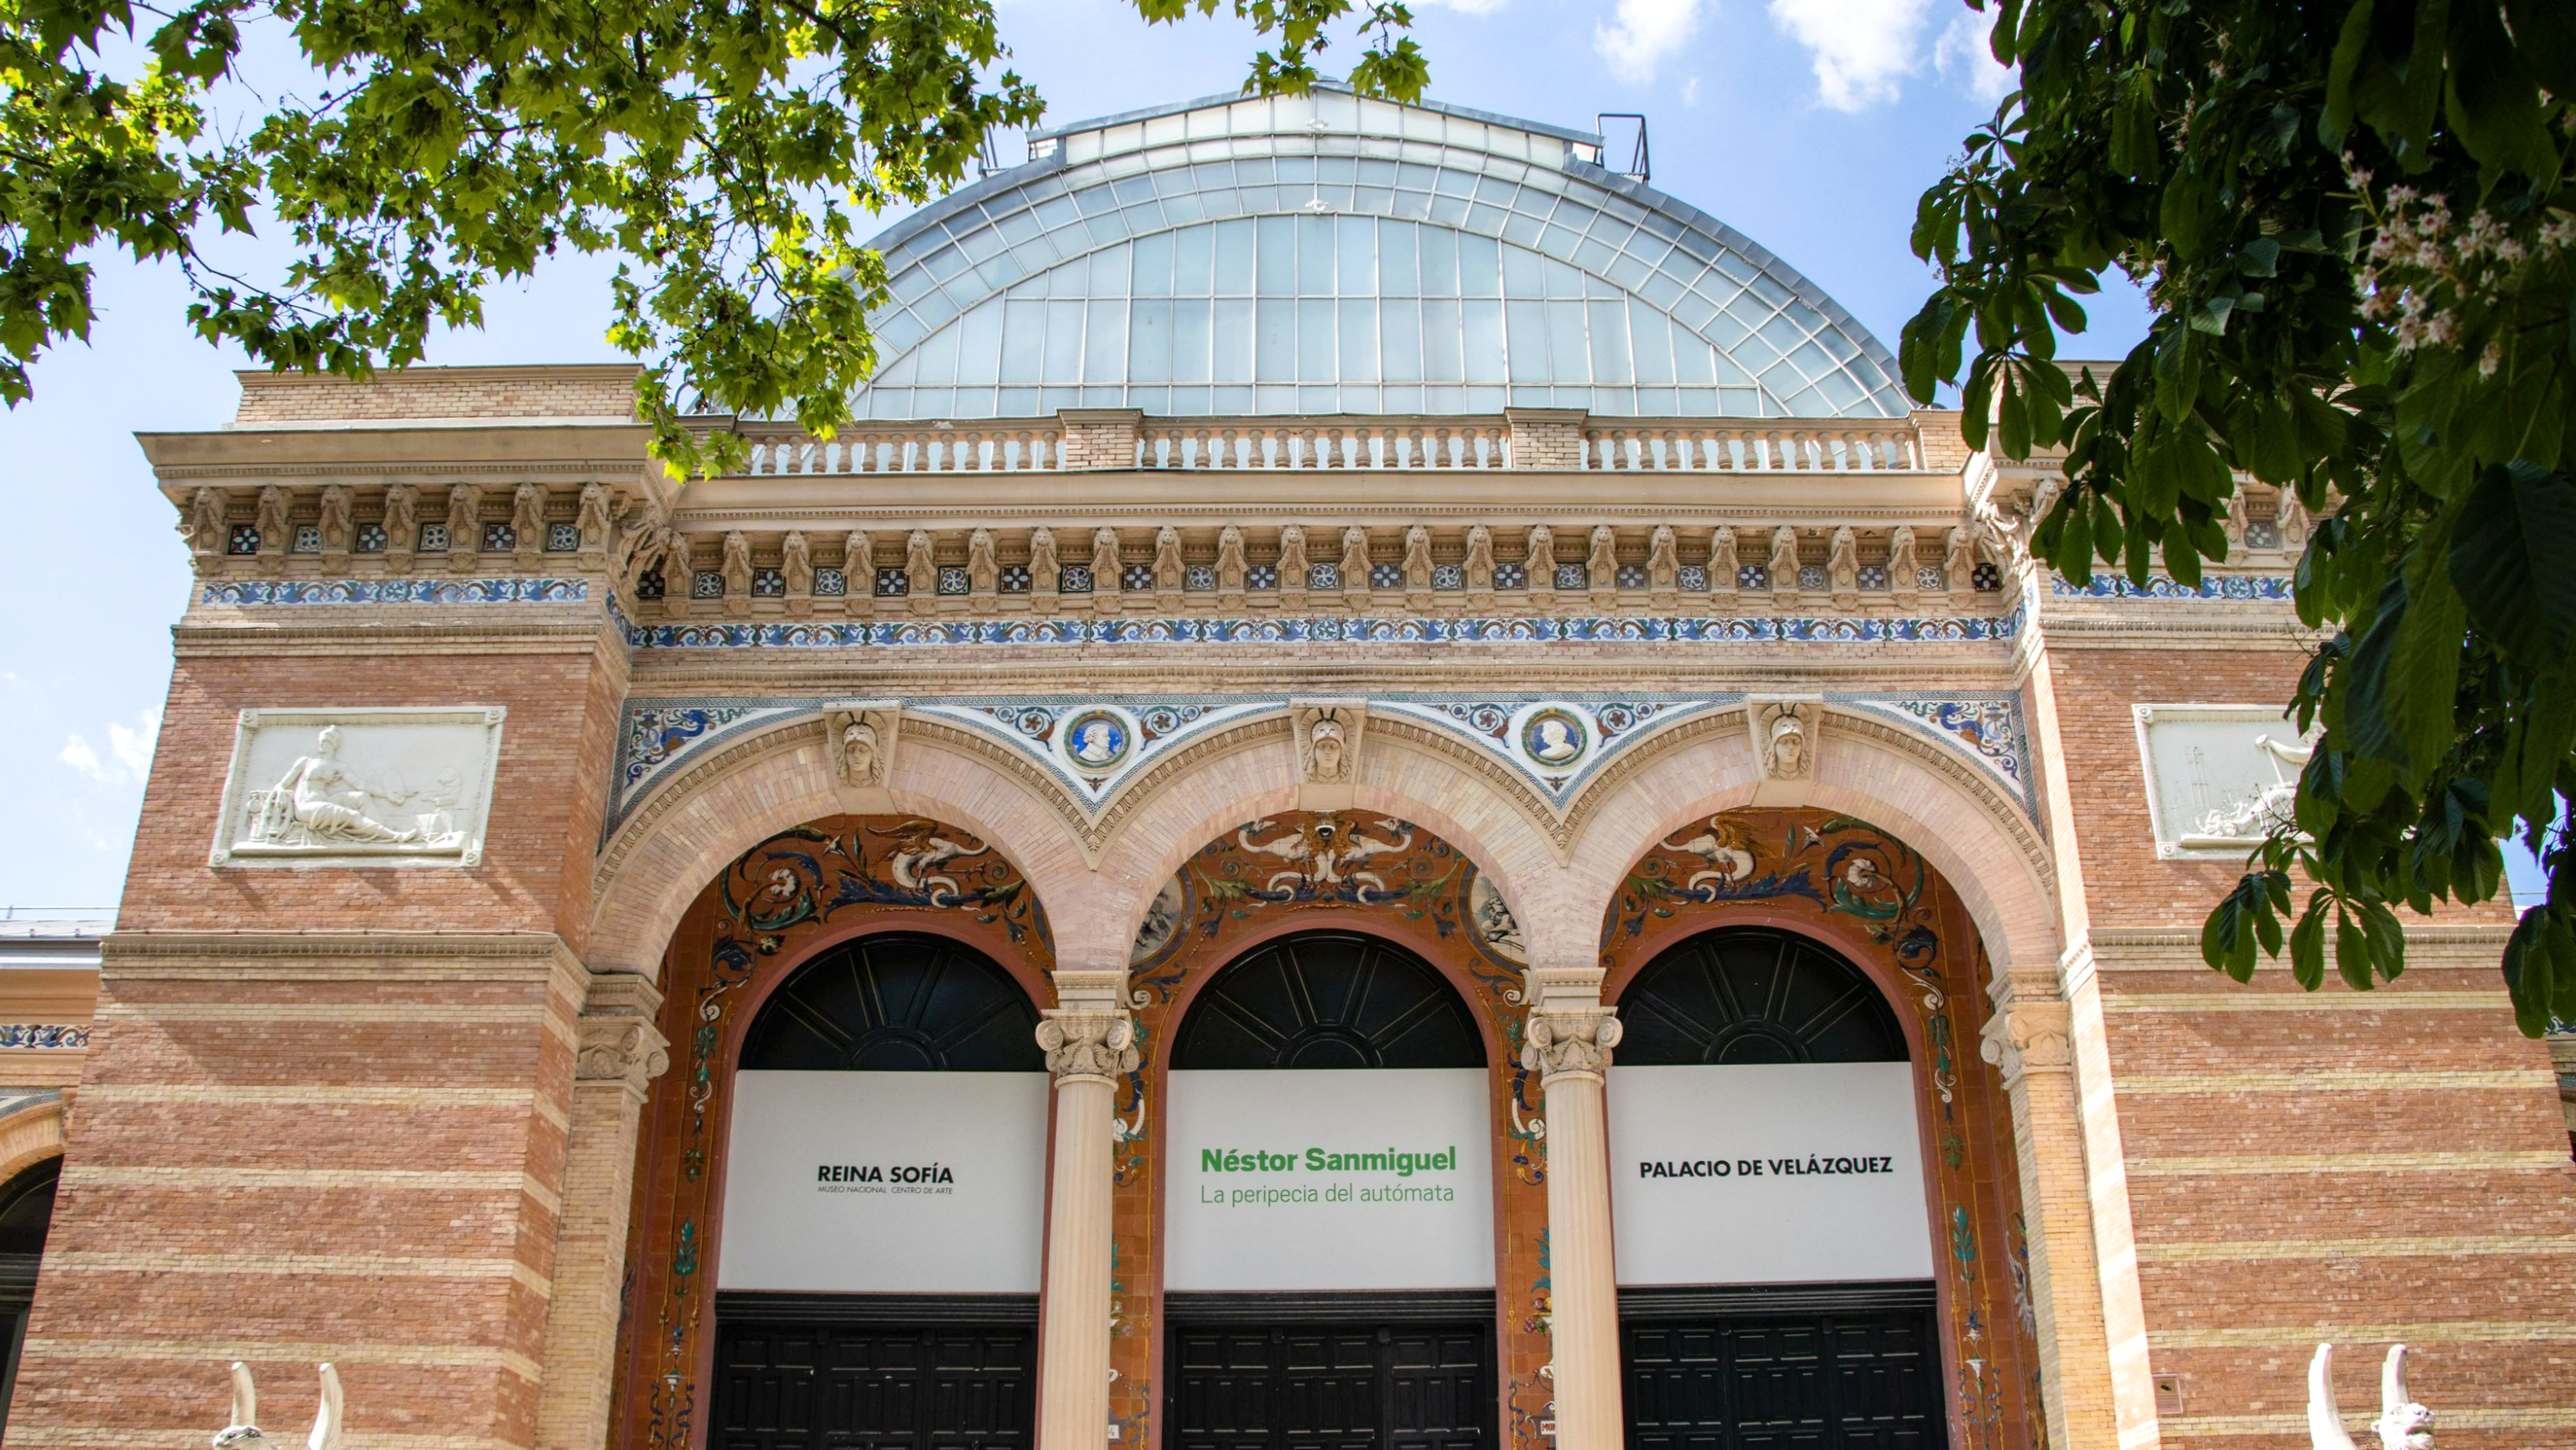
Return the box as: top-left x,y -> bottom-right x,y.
536,972 -> 669,1450
1981,976 -> 2118,1450
1520,969 -> 1623,1450
1033,970 -> 1137,1450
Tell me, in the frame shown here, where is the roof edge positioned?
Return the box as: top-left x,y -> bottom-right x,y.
1028,80 -> 1605,149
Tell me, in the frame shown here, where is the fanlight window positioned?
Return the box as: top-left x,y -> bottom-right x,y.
1615,928 -> 1907,1065
739,933 -> 1043,1072
1173,932 -> 1483,1070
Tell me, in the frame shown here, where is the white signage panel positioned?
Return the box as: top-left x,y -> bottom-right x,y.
718,1071 -> 1049,1293
1166,1068 -> 1494,1291
1608,1061 -> 1934,1285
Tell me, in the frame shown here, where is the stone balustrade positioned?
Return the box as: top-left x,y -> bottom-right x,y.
1578,422 -> 1925,472
1134,420 -> 1513,470
739,425 -> 1066,474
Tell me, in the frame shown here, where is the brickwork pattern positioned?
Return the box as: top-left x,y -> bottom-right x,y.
5,941 -> 582,1450
232,367 -> 644,425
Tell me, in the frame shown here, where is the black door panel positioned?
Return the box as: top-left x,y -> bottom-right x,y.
1621,1301 -> 1941,1450
714,1319 -> 1033,1450
1166,1318 -> 1494,1450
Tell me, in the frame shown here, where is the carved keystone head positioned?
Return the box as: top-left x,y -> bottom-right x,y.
1746,696 -> 1824,806
1291,699 -> 1368,811
824,701 -> 903,810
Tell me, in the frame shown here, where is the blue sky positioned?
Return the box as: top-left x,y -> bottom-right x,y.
3,0 -> 2516,914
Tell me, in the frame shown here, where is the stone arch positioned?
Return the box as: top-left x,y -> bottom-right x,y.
587,714 -> 1095,976
611,813 -> 1058,1450
1111,811 -> 1550,1450
1076,714 -> 1577,970
1564,705 -> 2059,972
1594,811 -> 2045,1450
0,1098 -> 64,1187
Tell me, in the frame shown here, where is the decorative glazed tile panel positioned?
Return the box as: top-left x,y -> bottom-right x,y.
482,524 -> 517,553
291,525 -> 322,554
623,611 -> 2024,652
548,523 -> 581,552
607,686 -> 2049,841
1372,696 -> 1727,805
2050,574 -> 2293,600
0,1025 -> 91,1050
200,578 -> 591,606
355,524 -> 387,553
610,703 -> 805,835
1837,693 -> 2038,821
814,569 -> 847,596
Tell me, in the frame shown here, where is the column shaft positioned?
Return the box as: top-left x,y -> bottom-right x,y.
1033,993 -> 1137,1450
1541,1068 -> 1621,1450
1520,995 -> 1624,1450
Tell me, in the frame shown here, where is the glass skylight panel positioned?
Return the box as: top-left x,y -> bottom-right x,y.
844,107 -> 1908,419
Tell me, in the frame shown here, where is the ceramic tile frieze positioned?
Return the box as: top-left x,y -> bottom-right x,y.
1836,693 -> 2039,822
612,692 -> 2045,839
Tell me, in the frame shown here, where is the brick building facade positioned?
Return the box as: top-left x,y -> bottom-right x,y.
0,86 -> 2568,1450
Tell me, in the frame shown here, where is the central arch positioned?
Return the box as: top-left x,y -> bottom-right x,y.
1163,929 -> 1496,1450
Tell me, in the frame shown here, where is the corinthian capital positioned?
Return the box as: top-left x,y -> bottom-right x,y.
1521,1007 -> 1622,1081
1979,1000 -> 2072,1086
1036,1009 -> 1140,1083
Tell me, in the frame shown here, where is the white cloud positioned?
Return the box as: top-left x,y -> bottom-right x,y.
1767,0 -> 1934,111
110,707 -> 162,779
60,707 -> 162,787
1682,75 -> 1703,106
1595,0 -> 1706,83
58,736 -> 105,782
1933,3 -> 2016,102
1414,0 -> 1511,12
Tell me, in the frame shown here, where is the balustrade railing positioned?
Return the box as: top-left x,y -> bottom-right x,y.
722,417 -> 1927,474
1135,422 -> 1512,470
739,426 -> 1063,475
1577,423 -> 1923,472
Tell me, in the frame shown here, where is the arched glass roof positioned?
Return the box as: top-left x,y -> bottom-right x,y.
853,88 -> 1908,420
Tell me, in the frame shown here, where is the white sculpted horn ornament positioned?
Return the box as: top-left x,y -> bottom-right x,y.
2307,1344 -> 2433,1450
213,1361 -> 342,1450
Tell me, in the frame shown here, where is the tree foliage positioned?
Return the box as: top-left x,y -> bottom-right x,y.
0,0 -> 1424,472
1905,0 -> 2576,1033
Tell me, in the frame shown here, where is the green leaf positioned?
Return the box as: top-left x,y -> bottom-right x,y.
2323,0 -> 2380,149
2501,907 -> 2558,1037
2506,0 -> 2576,98
2333,905 -> 2376,990
2447,461 -> 2576,671
2446,0 -> 2554,175
2289,896 -> 2328,989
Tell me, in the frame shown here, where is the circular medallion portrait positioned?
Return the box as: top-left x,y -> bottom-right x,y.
1062,709 -> 1132,770
1519,707 -> 1589,768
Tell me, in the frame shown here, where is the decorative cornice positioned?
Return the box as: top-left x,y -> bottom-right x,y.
99,931 -> 584,979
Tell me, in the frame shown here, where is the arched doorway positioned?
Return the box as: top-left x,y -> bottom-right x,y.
0,1154 -> 60,1438
1609,926 -> 1942,1450
709,932 -> 1046,1450
1162,931 -> 1499,1450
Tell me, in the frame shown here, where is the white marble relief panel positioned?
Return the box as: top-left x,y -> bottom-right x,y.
211,707 -> 504,868
2134,703 -> 2315,859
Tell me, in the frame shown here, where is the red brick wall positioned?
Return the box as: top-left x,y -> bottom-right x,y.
2050,641 -> 2572,1449
119,639 -> 623,951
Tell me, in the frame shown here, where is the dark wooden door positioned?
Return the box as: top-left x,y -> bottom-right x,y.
1622,1307 -> 1939,1450
1166,1320 -> 1494,1450
714,1320 -> 1034,1450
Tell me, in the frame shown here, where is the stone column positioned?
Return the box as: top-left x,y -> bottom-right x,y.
1981,976 -> 2118,1450
1033,970 -> 1138,1450
536,972 -> 670,1450
1522,975 -> 1624,1450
